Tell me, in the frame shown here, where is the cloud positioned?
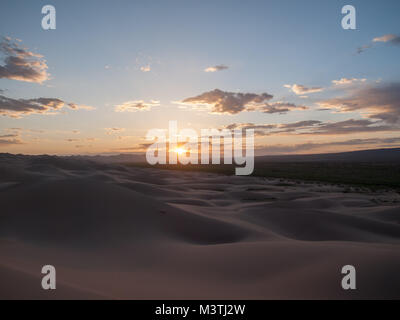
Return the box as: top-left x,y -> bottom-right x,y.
0,37 -> 49,83
114,100 -> 160,112
0,95 -> 64,117
373,34 -> 400,44
105,127 -> 125,135
112,143 -> 153,152
3,127 -> 44,134
356,44 -> 372,54
0,134 -> 18,138
284,84 -> 323,95
75,144 -> 91,149
224,118 -> 398,136
0,93 -> 95,118
140,65 -> 151,72
0,133 -> 23,146
279,120 -> 322,129
67,103 -> 96,110
204,65 -> 229,72
318,82 -> 400,123
332,78 -> 366,86
180,89 -> 274,114
357,34 -> 400,54
256,136 -> 400,155
301,119 -> 396,135
258,102 -> 307,114
225,122 -> 277,130
223,120 -> 320,136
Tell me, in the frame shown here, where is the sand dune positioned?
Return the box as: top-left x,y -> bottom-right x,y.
0,154 -> 400,299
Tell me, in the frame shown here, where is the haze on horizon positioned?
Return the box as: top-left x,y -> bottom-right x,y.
0,0 -> 400,156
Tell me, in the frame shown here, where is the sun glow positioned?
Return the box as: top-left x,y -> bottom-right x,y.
174,147 -> 187,155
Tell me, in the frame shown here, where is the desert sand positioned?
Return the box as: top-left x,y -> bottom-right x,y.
0,154 -> 400,299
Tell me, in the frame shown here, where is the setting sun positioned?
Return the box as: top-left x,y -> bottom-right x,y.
174,147 -> 187,155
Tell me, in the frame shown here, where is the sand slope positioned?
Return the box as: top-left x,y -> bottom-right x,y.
0,154 -> 400,299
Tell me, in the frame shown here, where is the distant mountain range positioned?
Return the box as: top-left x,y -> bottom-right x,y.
255,148 -> 400,162
1,147 -> 400,164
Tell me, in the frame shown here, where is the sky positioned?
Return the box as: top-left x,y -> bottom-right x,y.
0,0 -> 400,155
